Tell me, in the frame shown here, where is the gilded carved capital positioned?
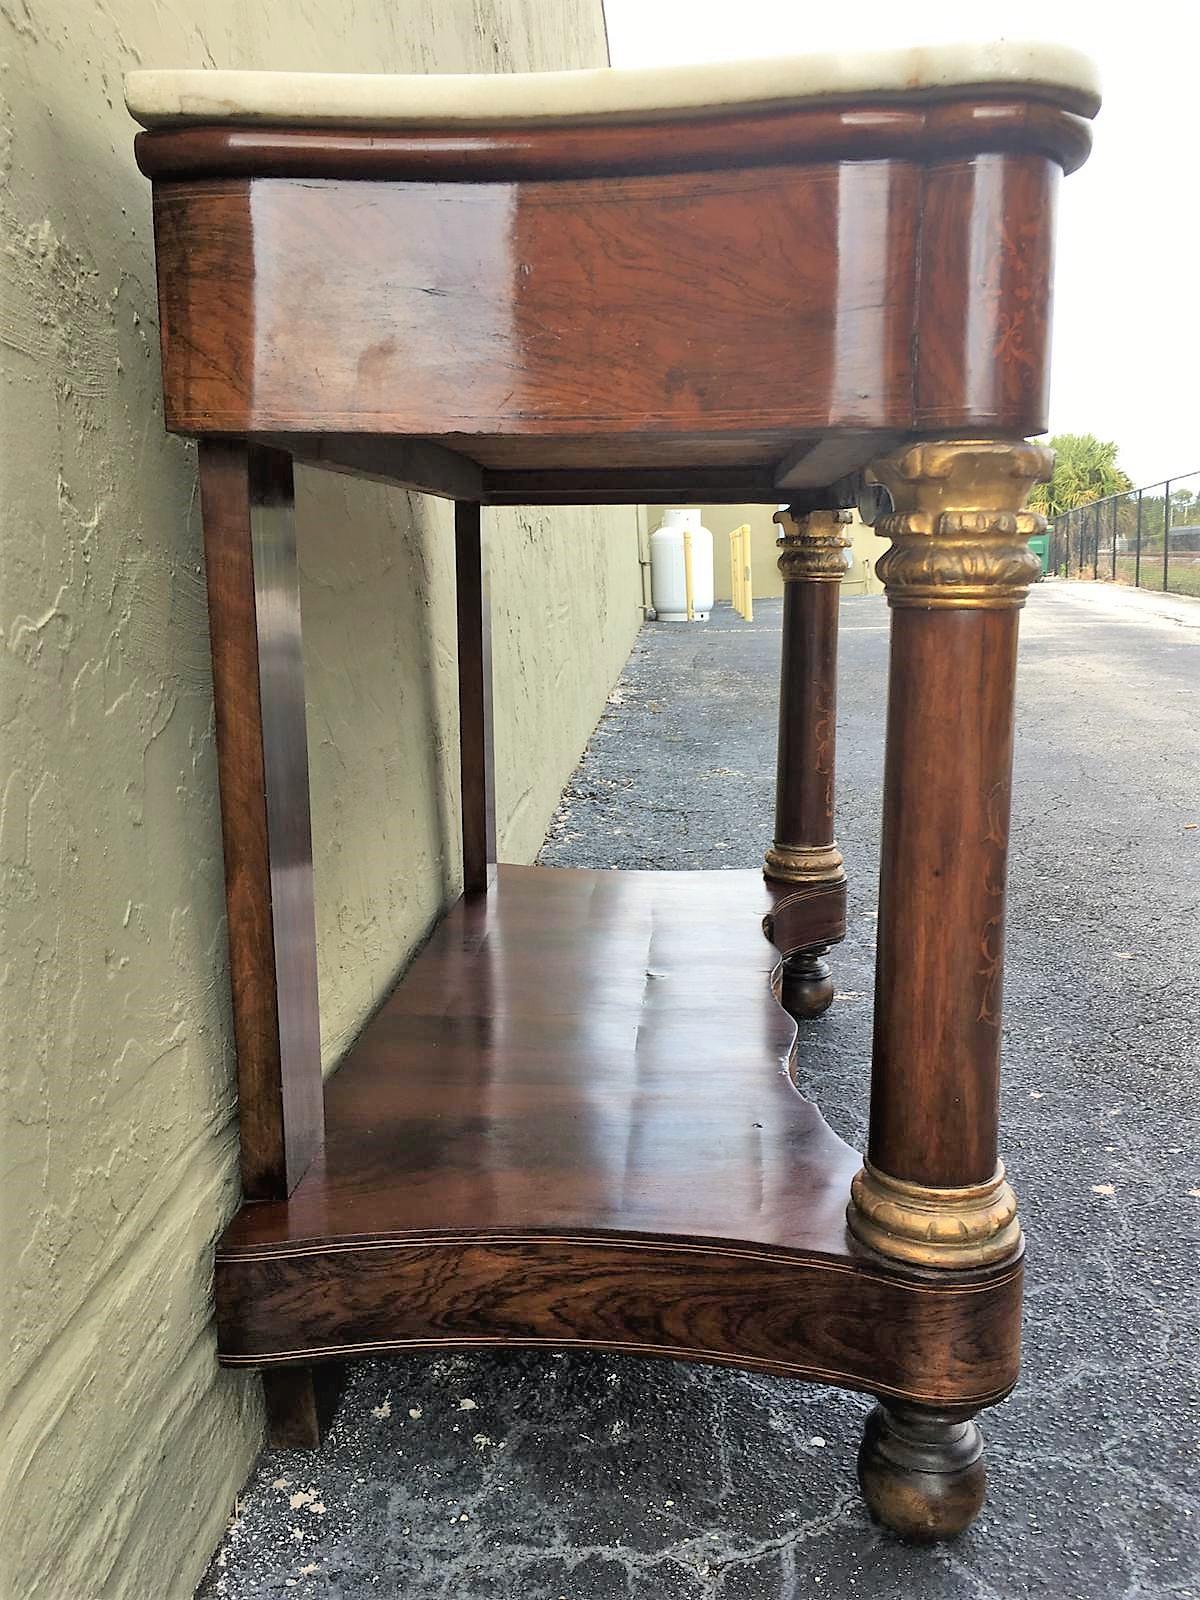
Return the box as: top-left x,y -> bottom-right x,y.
774,508 -> 853,582
870,439 -> 1053,610
847,1159 -> 1022,1269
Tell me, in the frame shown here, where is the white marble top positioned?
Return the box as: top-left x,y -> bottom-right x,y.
126,42 -> 1100,130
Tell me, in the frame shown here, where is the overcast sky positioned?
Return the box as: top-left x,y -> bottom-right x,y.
604,1 -> 1199,488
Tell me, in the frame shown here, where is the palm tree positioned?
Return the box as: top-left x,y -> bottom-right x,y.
1029,434 -> 1132,519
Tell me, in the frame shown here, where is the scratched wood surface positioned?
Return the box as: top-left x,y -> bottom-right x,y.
151,161 -> 918,441
147,141 -> 1067,498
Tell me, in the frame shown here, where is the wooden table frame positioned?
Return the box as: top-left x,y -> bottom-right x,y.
136,86 -> 1091,1539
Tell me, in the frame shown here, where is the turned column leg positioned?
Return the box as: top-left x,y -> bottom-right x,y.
763,509 -> 851,1019
261,1366 -> 346,1451
846,438 -> 1052,1537
199,441 -> 334,1447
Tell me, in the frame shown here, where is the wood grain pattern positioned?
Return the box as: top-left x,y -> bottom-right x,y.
134,96 -> 1093,183
858,1402 -> 987,1540
478,466 -> 807,506
454,503 -> 495,894
277,433 -> 483,500
771,577 -> 844,870
149,149 -> 1066,478
261,1364 -> 344,1449
135,74 -> 1097,1514
218,1237 -> 1023,1410
250,441 -> 891,508
762,880 -> 847,961
458,431 -> 793,470
219,867 -> 847,1253
211,866 -> 1021,1407
915,154 -> 1058,433
198,441 -> 323,1199
151,160 -> 919,439
870,609 -> 1020,1188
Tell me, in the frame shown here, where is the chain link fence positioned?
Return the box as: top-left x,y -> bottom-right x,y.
1048,471 -> 1200,596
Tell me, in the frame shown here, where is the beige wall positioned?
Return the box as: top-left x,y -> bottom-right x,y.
667,505 -> 887,600
300,486 -> 641,1066
0,6 -> 639,1598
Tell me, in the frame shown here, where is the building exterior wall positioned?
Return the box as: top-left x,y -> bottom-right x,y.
638,504 -> 887,602
0,5 -> 639,1596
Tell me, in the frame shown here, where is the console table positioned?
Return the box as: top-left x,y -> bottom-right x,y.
128,43 -> 1098,1541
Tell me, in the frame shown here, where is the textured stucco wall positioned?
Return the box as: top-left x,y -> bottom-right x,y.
299,483 -> 641,1065
0,5 -> 640,1597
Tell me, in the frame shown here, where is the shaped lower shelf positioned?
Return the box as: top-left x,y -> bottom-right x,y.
216,866 -> 1021,1408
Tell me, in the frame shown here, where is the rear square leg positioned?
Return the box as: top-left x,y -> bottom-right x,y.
262,1364 -> 345,1450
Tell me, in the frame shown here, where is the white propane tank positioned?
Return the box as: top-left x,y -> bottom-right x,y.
648,508 -> 715,621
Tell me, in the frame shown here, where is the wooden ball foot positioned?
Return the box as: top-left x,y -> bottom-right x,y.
857,1402 -> 986,1541
781,950 -> 835,1019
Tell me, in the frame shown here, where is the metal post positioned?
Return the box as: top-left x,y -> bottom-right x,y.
1092,504 -> 1099,580
1111,496 -> 1118,581
1134,490 -> 1143,588
1163,480 -> 1171,593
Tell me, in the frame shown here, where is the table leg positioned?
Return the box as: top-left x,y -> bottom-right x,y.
857,1402 -> 985,1543
199,441 -> 329,1445
763,509 -> 851,1018
260,1366 -> 345,1451
848,438 -> 1052,1537
455,501 -> 495,895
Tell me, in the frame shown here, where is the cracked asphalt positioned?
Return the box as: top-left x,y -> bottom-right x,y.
198,581 -> 1199,1600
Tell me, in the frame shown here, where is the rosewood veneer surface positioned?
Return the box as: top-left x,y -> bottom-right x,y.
217,866 -> 1021,1410
222,866 -> 849,1253
128,45 -> 1096,1529
136,92 -> 1087,505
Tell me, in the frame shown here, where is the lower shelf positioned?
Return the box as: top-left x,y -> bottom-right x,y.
216,866 -> 1021,1408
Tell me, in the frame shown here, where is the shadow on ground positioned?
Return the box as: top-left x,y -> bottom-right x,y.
199,587 -> 1199,1599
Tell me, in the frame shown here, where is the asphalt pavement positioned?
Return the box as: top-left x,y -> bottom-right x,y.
199,580 -> 1200,1600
